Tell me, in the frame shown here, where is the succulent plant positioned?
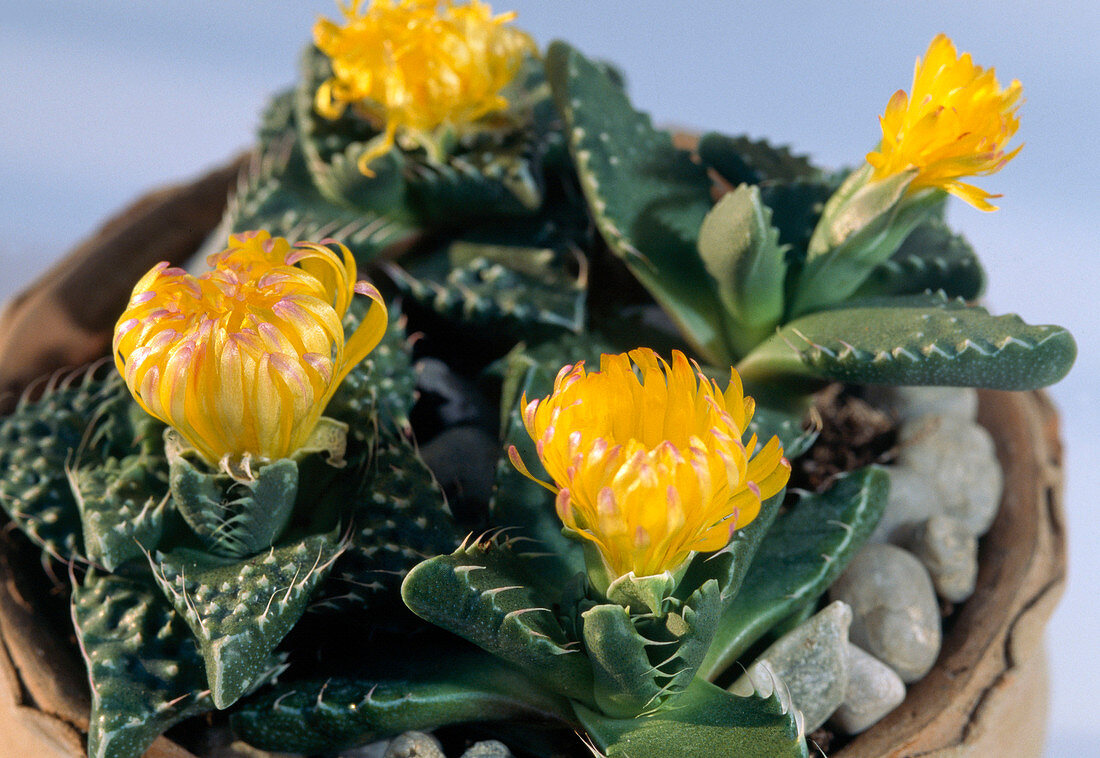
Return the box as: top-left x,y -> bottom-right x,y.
1,232 -> 456,758
0,4 -> 1078,758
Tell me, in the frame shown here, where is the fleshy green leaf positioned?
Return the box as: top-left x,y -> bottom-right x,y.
853,215 -> 986,300
584,578 -> 724,719
69,453 -> 168,570
604,571 -> 677,616
225,135 -> 416,263
698,467 -> 888,680
583,603 -> 665,718
660,581 -> 724,699
697,132 -> 819,185
546,41 -> 729,365
74,571 -> 212,758
150,532 -> 340,708
326,302 -> 417,437
389,240 -> 586,339
231,642 -> 573,754
401,539 -> 594,703
314,142 -> 410,214
738,297 -> 1077,392
746,406 -> 817,461
0,369 -> 140,562
309,431 -> 457,623
575,676 -> 806,758
406,138 -> 544,221
792,166 -> 943,315
697,186 -> 789,354
167,455 -> 298,558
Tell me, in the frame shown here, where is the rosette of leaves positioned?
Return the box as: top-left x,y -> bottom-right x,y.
543,41 -> 1076,415
229,343 -> 891,757
221,45 -> 575,266
0,307 -> 461,758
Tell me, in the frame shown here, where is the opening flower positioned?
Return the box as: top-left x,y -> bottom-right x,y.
509,349 -> 790,583
865,34 -> 1022,211
113,231 -> 387,469
313,0 -> 537,174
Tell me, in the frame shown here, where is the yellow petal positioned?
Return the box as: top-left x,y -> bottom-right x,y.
866,34 -> 1022,210
509,348 -> 790,580
113,233 -> 388,467
312,0 -> 536,176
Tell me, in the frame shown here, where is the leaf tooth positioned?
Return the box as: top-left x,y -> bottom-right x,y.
996,334 -> 1036,350
503,606 -> 553,623
891,346 -> 920,362
955,337 -> 994,356
919,341 -> 952,359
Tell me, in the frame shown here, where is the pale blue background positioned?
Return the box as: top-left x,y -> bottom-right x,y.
1,3 -> 1097,755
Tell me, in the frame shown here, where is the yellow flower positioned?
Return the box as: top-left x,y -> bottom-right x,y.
866,34 -> 1022,211
113,231 -> 387,469
509,349 -> 790,581
313,0 -> 536,174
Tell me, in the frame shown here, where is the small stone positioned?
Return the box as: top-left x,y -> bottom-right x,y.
867,466 -> 938,545
338,741 -> 391,758
904,514 -> 978,602
864,386 -> 978,423
730,601 -> 852,732
384,732 -> 445,758
896,414 -> 1002,537
829,544 -> 941,683
460,740 -> 514,758
831,643 -> 906,734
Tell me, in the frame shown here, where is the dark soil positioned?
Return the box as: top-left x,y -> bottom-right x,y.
789,384 -> 899,493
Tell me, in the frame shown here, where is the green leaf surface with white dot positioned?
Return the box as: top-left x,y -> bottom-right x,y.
326,302 -> 418,436
546,41 -> 729,365
852,215 -> 986,300
574,676 -> 807,758
390,239 -> 586,339
737,297 -> 1077,391
230,642 -> 573,754
150,532 -> 341,709
698,466 -> 888,680
697,131 -> 820,186
74,570 -> 212,758
225,134 -> 416,265
0,369 -> 151,562
309,430 -> 457,623
70,452 -> 169,570
401,539 -> 594,703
